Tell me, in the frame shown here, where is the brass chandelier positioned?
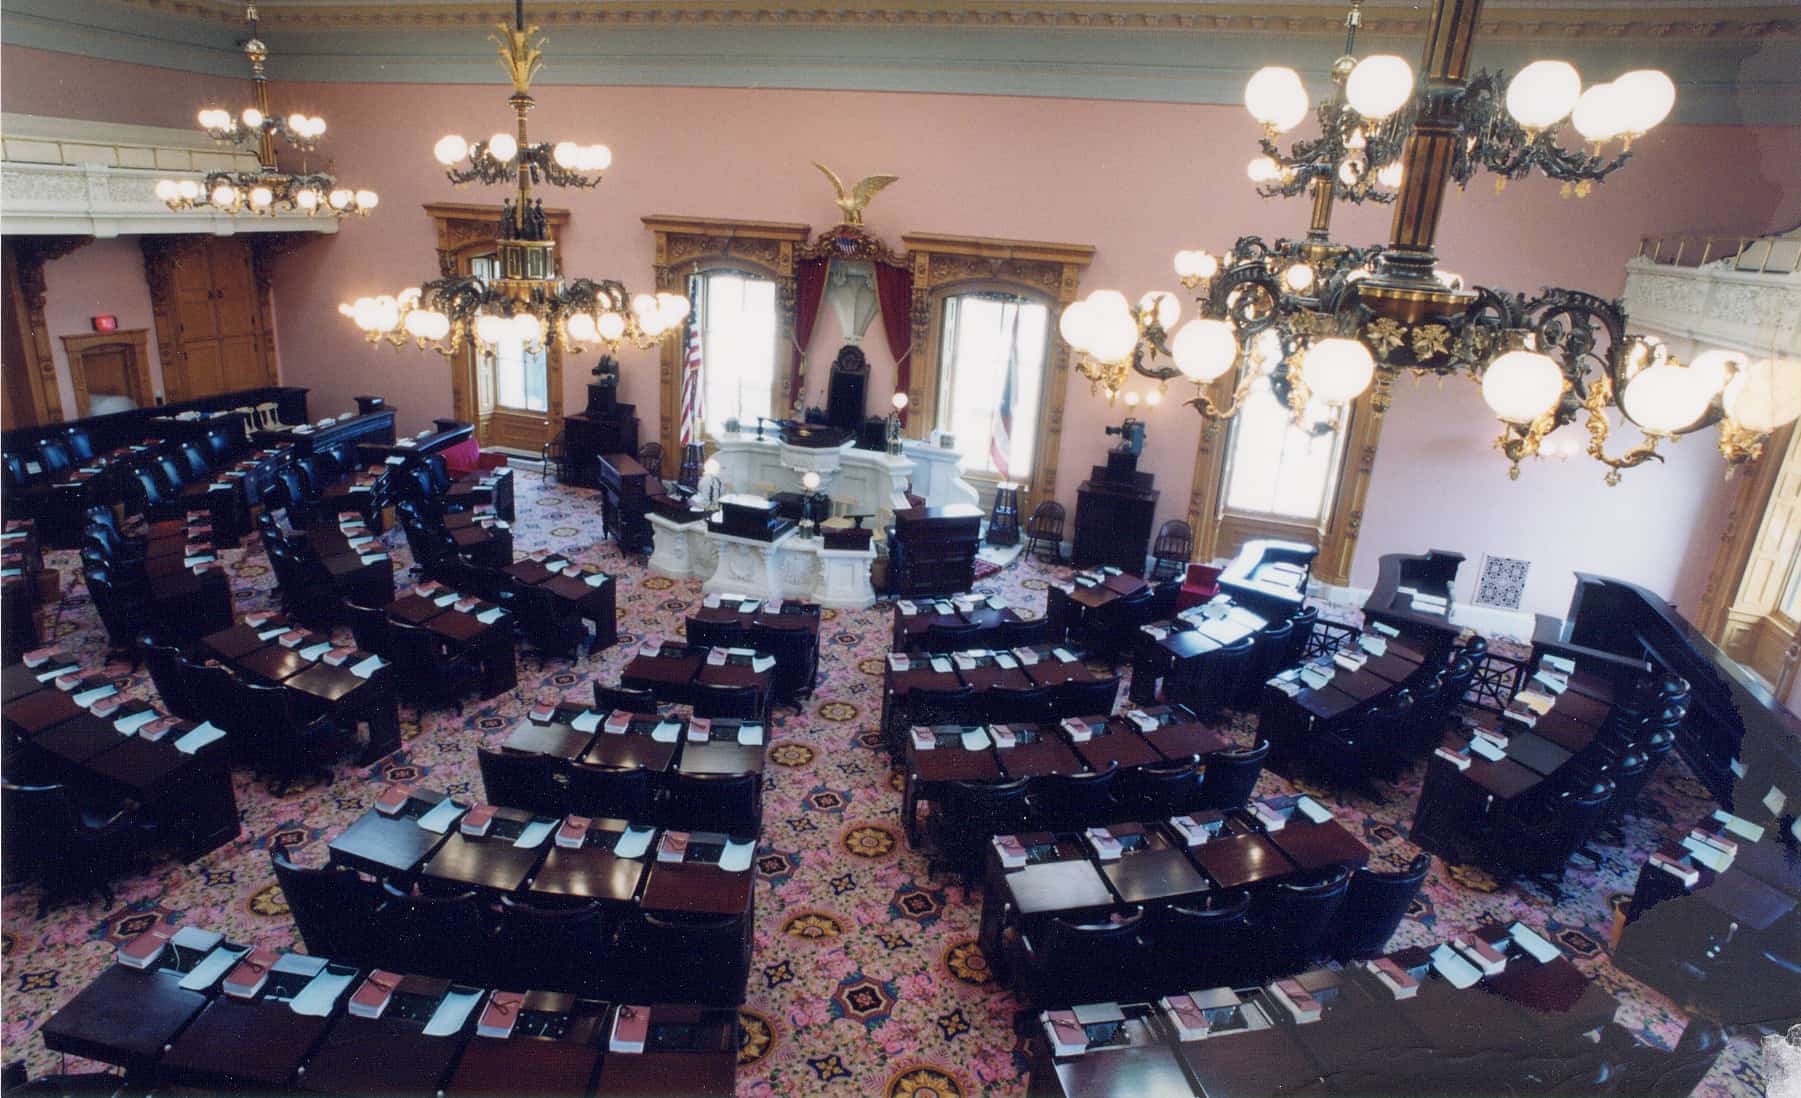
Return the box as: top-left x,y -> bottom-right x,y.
341,0 -> 687,358
1062,0 -> 1797,483
156,3 -> 377,218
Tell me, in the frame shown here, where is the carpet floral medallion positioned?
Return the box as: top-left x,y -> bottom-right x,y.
0,474 -> 1770,1096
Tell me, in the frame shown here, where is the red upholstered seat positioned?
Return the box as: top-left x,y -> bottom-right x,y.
440,438 -> 504,478
1177,563 -> 1222,610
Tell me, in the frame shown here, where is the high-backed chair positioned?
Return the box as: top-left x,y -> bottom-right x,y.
494,896 -> 615,996
375,882 -> 490,980
656,771 -> 760,834
692,682 -> 766,722
1027,762 -> 1119,830
614,909 -> 751,1006
1483,778 -> 1613,901
1176,563 -> 1223,611
226,676 -> 344,793
638,441 -> 665,481
1284,606 -> 1318,667
685,618 -> 746,650
1048,676 -> 1121,721
907,685 -> 985,729
1150,891 -> 1255,991
1327,854 -> 1431,960
1195,739 -> 1270,811
984,684 -> 1055,727
388,620 -> 480,715
139,634 -> 201,721
271,851 -> 383,964
477,748 -> 567,818
925,777 -> 1031,880
1254,867 -> 1351,975
594,684 -> 660,715
567,763 -> 652,821
1236,620 -> 1295,706
1116,755 -> 1203,818
1010,908 -> 1149,1009
343,599 -> 392,657
3,780 -> 147,915
920,620 -> 982,654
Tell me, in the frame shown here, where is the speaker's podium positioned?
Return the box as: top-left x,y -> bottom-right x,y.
1074,449 -> 1159,575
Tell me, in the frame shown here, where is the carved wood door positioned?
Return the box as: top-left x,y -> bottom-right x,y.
146,236 -> 276,402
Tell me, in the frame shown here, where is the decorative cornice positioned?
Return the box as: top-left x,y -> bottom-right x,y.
103,0 -> 1801,40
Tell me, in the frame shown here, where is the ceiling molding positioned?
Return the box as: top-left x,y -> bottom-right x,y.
92,0 -> 1801,40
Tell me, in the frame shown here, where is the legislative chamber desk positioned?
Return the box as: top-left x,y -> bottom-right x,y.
444,508 -> 514,566
1616,815 -> 1801,1028
199,612 -> 401,764
1025,928 -> 1616,1098
891,593 -> 1026,650
1363,548 -> 1465,662
502,552 -> 619,645
1256,637 -> 1428,771
979,807 -> 1370,976
886,502 -> 983,598
1130,599 -> 1278,704
901,705 -> 1232,847
2,667 -> 239,860
620,642 -> 775,712
387,581 -> 518,697
880,644 -> 1117,750
689,593 -> 821,703
1409,658 -> 1616,863
327,785 -> 758,919
2,519 -> 45,662
1046,568 -> 1152,641
41,930 -> 738,1096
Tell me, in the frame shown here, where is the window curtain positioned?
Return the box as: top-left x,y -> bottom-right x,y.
874,260 -> 914,424
789,257 -> 829,414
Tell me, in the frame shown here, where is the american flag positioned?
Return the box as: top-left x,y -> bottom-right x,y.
679,316 -> 704,449
990,304 -> 1021,480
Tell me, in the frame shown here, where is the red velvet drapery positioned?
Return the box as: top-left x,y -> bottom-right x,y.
789,257 -> 829,414
874,261 -> 914,424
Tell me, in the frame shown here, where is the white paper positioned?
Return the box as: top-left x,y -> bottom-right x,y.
358,553 -> 389,565
299,642 -> 334,660
651,721 -> 681,743
476,608 -> 506,625
513,819 -> 556,849
1296,796 -> 1333,824
571,710 -> 601,733
1712,810 -> 1766,842
930,658 -> 953,674
350,655 -> 386,679
737,724 -> 765,746
174,721 -> 227,754
751,654 -> 775,673
115,709 -> 159,734
423,987 -> 485,1036
258,626 -> 288,640
1469,736 -> 1506,762
1681,834 -> 1733,872
73,685 -> 118,709
613,826 -> 655,859
289,966 -> 358,1016
1430,943 -> 1481,989
1508,923 -> 1560,964
171,926 -> 225,952
585,573 -> 607,588
961,728 -> 993,750
416,799 -> 465,833
1764,786 -> 1789,818
718,839 -> 755,872
179,945 -> 249,991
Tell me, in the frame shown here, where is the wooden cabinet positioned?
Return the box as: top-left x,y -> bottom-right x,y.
143,236 -> 275,402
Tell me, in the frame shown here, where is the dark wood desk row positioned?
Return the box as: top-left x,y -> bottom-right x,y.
2,519 -> 47,663
502,553 -> 620,643
199,611 -> 402,764
619,642 -> 777,712
891,594 -> 1027,651
1615,814 -> 1801,1029
1,659 -> 240,860
979,805 -> 1371,967
902,705 -> 1235,846
1025,927 -> 1617,1098
388,582 -> 519,697
501,707 -> 768,780
689,594 -> 822,702
1129,599 -> 1286,704
327,787 -> 757,919
880,644 -> 1119,748
1410,664 -> 1618,860
1045,569 -> 1153,640
40,930 -> 736,1096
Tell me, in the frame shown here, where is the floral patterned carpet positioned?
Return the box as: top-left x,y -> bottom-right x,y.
1,473 -> 1772,1096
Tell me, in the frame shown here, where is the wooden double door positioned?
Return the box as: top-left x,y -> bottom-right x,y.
143,236 -> 276,402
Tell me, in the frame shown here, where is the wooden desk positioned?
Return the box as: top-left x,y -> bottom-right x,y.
39,965 -> 210,1079
296,1015 -> 470,1095
1264,820 -> 1370,873
419,809 -> 555,894
328,791 -> 459,877
1189,833 -> 1297,890
638,860 -> 754,917
530,830 -> 649,906
161,995 -> 335,1091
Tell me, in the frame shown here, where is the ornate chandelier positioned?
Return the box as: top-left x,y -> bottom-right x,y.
155,3 -> 377,218
1062,0 -> 1797,483
340,0 -> 687,358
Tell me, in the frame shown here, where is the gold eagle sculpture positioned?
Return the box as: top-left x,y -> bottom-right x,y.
812,162 -> 899,227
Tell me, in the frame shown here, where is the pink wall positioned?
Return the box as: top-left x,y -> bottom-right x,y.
10,45 -> 1800,621
41,239 -> 165,419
